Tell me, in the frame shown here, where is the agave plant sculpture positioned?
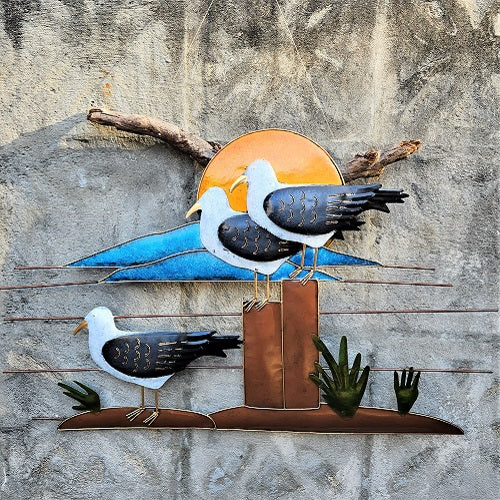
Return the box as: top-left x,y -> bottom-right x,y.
309,335 -> 370,417
394,367 -> 421,414
58,380 -> 101,413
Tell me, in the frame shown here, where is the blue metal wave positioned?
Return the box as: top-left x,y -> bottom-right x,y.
69,222 -> 379,271
102,250 -> 343,282
68,222 -> 202,268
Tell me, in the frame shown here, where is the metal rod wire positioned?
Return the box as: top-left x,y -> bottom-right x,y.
3,308 -> 496,322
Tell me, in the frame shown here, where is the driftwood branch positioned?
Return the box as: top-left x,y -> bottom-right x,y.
87,109 -> 421,179
87,109 -> 221,165
340,140 -> 422,182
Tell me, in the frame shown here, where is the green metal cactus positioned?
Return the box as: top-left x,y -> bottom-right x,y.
394,367 -> 421,414
309,335 -> 370,418
58,380 -> 101,412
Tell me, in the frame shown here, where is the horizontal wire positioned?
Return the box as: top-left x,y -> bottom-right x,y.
0,281 -> 98,291
14,263 -> 436,271
3,367 -> 493,374
0,279 -> 452,291
32,417 -> 65,421
342,279 -> 452,287
3,308 -> 496,322
380,264 -> 435,270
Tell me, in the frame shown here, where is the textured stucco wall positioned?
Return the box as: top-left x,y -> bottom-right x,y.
0,1 -> 498,499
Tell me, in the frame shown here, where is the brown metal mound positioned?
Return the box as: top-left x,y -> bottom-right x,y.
58,407 -> 215,430
209,405 -> 464,434
58,405 -> 463,434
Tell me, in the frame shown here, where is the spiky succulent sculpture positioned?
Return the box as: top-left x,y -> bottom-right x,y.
58,380 -> 101,412
309,335 -> 370,418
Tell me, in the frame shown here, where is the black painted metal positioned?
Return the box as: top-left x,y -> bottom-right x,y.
102,331 -> 241,378
264,183 -> 408,236
218,214 -> 301,261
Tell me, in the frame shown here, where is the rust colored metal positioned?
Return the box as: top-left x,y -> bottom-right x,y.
243,302 -> 284,408
342,279 -> 452,287
3,312 -> 240,322
0,278 -> 453,292
4,367 -> 492,374
33,417 -> 65,421
15,265 -> 68,270
381,264 -> 435,270
3,308 -> 497,322
3,366 -> 242,374
209,404 -> 463,434
321,308 -> 498,315
58,407 -> 215,431
282,280 -> 320,409
0,281 -> 97,291
15,263 -> 436,271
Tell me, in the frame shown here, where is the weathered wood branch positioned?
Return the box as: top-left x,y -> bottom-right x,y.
340,140 -> 422,182
87,109 -> 221,165
87,109 -> 421,179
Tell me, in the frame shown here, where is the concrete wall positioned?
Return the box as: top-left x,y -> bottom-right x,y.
0,1 -> 498,498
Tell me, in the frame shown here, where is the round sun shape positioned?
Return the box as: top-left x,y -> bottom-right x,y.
197,129 -> 344,212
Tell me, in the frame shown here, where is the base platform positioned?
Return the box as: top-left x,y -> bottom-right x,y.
58,404 -> 463,434
58,407 -> 215,430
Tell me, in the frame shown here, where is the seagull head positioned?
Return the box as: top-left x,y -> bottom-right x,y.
230,159 -> 277,193
185,186 -> 231,220
73,306 -> 116,336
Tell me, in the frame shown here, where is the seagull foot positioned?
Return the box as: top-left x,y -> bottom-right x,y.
300,270 -> 315,285
126,407 -> 146,421
143,410 -> 159,426
243,298 -> 257,312
255,299 -> 269,311
288,267 -> 303,279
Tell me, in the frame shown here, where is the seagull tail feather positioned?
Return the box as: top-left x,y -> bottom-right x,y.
204,335 -> 242,358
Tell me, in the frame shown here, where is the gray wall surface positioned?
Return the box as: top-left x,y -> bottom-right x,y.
0,1 -> 498,499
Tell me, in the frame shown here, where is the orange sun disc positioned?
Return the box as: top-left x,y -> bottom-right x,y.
197,129 -> 344,212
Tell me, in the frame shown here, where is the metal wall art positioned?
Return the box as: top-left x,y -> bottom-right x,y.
2,128 -> 494,434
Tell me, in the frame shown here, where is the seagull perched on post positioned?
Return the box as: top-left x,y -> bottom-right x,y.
186,187 -> 301,310
231,159 -> 409,283
73,306 -> 241,425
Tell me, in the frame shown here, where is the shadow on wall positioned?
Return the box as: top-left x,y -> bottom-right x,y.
0,113 -> 202,267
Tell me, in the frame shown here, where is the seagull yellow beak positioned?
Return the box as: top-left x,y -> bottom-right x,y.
230,175 -> 248,193
185,202 -> 202,219
73,320 -> 88,335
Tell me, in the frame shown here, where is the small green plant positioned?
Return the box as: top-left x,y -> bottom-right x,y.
394,367 -> 421,414
309,335 -> 370,418
58,380 -> 101,412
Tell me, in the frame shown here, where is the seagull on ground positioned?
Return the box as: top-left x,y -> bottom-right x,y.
186,187 -> 301,310
231,159 -> 409,283
73,306 -> 241,425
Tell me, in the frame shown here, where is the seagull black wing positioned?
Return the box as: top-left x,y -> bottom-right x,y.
102,331 -> 241,378
263,184 -> 408,236
218,214 -> 301,261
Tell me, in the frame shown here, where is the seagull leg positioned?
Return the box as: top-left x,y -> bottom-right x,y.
300,248 -> 318,285
243,271 -> 259,312
143,389 -> 160,425
289,244 -> 306,279
126,386 -> 147,421
256,275 -> 271,310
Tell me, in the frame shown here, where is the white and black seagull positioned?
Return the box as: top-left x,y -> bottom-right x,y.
73,306 -> 241,425
231,160 -> 409,283
186,187 -> 301,310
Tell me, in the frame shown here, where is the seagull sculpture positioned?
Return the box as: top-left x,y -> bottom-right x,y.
73,306 -> 241,425
231,159 -> 409,283
186,187 -> 301,310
